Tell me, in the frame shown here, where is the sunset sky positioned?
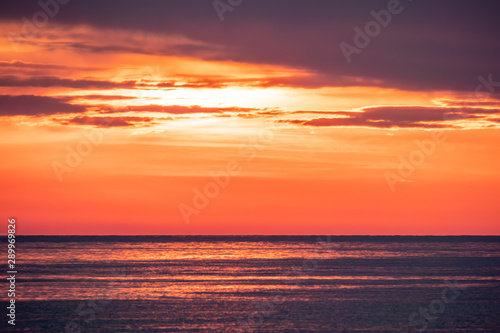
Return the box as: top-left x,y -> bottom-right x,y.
1,0 -> 499,235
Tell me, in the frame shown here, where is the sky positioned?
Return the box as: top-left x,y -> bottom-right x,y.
0,0 -> 499,235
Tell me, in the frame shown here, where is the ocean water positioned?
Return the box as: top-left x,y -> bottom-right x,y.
3,236 -> 500,332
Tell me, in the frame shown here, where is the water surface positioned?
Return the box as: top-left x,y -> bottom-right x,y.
5,236 -> 500,332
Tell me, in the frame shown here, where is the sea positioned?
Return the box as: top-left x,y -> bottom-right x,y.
2,236 -> 500,332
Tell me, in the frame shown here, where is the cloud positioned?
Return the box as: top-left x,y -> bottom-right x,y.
150,74 -> 382,90
68,94 -> 139,101
2,0 -> 497,92
0,75 -> 136,89
62,116 -> 161,127
0,95 -> 86,116
0,60 -> 70,70
0,61 -> 101,75
154,80 -> 227,89
437,99 -> 500,108
279,106 -> 500,129
109,104 -> 258,114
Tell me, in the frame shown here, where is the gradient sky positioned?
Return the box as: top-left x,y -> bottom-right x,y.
1,0 -> 499,235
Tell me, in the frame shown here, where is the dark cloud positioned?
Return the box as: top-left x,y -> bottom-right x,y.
0,61 -> 101,73
0,75 -> 136,89
294,117 -> 449,129
0,60 -> 69,70
0,95 -> 86,116
69,95 -> 138,101
64,41 -> 225,59
439,99 -> 500,108
62,116 -> 158,127
152,74 -> 381,90
279,106 -> 500,129
111,104 -> 258,114
2,1 -> 498,92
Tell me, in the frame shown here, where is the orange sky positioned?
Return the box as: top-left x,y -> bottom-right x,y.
0,2 -> 499,234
